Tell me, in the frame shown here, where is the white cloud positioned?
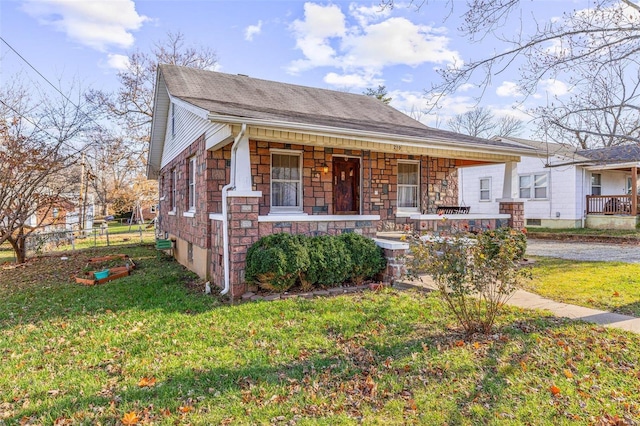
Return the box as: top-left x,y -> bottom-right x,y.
538,79 -> 569,97
245,20 -> 263,41
401,74 -> 413,83
106,53 -> 130,71
323,72 -> 382,89
348,3 -> 391,27
457,83 -> 475,93
496,81 -> 523,98
21,0 -> 148,51
287,2 -> 461,85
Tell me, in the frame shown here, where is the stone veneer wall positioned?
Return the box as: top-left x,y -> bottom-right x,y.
249,140 -> 459,227
158,133 -> 210,276
499,201 -> 525,230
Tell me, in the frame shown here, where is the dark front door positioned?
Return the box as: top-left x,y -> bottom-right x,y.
333,157 -> 360,214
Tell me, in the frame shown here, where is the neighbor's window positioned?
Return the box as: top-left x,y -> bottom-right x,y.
187,156 -> 196,211
519,174 -> 548,199
150,204 -> 157,214
52,208 -> 59,218
170,168 -> 177,212
397,161 -> 419,211
591,173 -> 602,196
479,177 -> 491,201
271,152 -> 302,212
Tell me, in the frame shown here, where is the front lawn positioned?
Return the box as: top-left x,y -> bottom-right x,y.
525,258 -> 640,317
1,245 -> 639,424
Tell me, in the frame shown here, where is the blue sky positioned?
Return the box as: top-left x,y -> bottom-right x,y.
1,0 -> 582,133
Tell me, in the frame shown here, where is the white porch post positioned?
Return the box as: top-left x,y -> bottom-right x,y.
233,135 -> 252,191
502,161 -> 519,200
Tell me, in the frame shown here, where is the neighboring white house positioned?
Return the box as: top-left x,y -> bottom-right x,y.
459,137 -> 640,229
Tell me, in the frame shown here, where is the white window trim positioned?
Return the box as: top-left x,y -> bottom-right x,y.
188,156 -> 196,212
519,172 -> 548,200
397,160 -> 420,212
479,177 -> 492,202
270,149 -> 303,214
171,168 -> 177,213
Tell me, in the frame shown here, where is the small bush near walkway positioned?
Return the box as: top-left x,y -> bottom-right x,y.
405,227 -> 530,335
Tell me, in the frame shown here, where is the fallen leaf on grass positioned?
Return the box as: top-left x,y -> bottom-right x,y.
178,405 -> 192,413
454,340 -> 465,347
613,291 -> 620,297
550,385 -> 561,396
564,369 -> 574,379
121,412 -> 139,425
137,377 -> 156,387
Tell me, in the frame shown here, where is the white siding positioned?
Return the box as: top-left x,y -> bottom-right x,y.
160,102 -> 226,169
459,154 -> 582,221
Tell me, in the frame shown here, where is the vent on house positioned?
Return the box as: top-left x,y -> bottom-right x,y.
526,219 -> 542,226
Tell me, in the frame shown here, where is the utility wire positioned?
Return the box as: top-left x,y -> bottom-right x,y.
1,36 -> 106,133
0,98 -> 97,162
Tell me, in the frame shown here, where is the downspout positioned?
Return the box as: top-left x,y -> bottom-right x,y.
220,123 -> 247,295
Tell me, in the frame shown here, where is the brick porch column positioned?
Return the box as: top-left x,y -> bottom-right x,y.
227,191 -> 262,299
499,201 -> 525,229
374,239 -> 409,284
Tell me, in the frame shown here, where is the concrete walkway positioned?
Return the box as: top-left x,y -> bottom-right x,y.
397,275 -> 640,334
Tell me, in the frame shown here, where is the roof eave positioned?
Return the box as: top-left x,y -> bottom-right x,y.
206,113 -> 534,158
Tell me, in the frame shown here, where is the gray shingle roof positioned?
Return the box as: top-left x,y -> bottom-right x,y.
579,144 -> 640,163
159,64 -> 529,151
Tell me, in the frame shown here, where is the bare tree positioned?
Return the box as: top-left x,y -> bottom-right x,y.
86,31 -> 218,165
447,107 -> 523,138
381,0 -> 640,146
534,61 -> 640,148
0,79 -> 93,263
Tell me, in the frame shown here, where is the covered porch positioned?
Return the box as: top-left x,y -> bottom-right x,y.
585,164 -> 639,230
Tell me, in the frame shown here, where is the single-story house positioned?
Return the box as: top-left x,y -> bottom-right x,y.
147,64 -> 534,298
459,137 -> 640,229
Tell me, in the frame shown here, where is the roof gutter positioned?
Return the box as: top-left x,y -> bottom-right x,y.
206,114 -> 534,158
220,123 -> 246,296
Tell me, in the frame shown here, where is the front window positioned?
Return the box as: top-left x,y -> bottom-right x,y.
479,178 -> 491,201
187,156 -> 196,211
271,152 -> 302,212
519,173 -> 547,199
397,161 -> 419,211
591,173 -> 601,196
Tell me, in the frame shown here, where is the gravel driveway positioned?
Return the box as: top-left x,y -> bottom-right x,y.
526,239 -> 640,263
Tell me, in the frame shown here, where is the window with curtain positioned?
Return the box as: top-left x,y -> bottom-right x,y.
398,161 -> 419,211
188,156 -> 196,211
271,152 -> 302,212
479,177 -> 491,201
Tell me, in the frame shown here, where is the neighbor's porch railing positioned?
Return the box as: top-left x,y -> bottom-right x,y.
586,195 -> 640,215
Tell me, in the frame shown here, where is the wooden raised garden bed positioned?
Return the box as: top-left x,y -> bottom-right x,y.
75,254 -> 136,286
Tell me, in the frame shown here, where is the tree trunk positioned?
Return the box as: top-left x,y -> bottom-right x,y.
7,228 -> 27,264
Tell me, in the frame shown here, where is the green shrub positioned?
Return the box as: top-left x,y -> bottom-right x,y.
480,227 -> 527,260
245,233 -> 310,292
338,232 -> 386,284
302,235 -> 352,288
404,227 -> 530,335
